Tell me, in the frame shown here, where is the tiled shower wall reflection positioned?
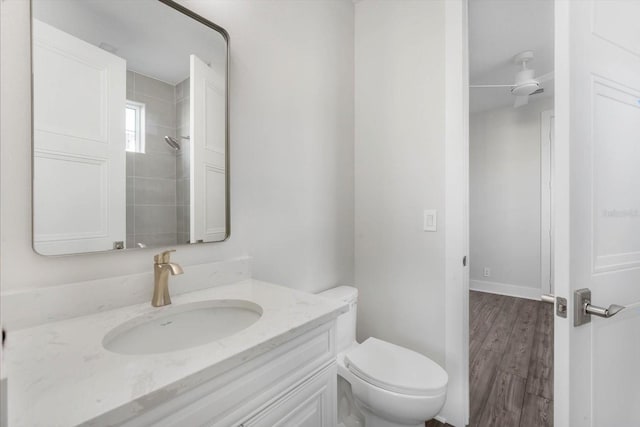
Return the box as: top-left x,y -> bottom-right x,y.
176,78 -> 190,245
126,71 -> 179,248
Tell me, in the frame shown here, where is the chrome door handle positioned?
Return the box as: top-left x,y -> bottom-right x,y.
574,288 -> 626,326
584,303 -> 625,318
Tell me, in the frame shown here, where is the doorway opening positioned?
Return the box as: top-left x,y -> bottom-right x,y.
467,0 -> 555,425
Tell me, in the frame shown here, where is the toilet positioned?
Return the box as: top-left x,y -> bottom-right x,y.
319,286 -> 448,427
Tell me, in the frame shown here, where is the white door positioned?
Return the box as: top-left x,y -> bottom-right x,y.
555,1 -> 640,426
189,54 -> 227,243
32,20 -> 126,255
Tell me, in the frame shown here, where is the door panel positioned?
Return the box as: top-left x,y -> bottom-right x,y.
32,19 -> 126,254
33,43 -> 107,140
34,153 -> 107,238
557,0 -> 640,425
592,79 -> 640,271
190,54 -> 226,243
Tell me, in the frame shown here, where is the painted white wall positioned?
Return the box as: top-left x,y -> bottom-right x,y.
354,0 -> 446,367
469,97 -> 553,298
0,0 -> 354,295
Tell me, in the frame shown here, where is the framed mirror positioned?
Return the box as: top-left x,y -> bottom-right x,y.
31,0 -> 229,256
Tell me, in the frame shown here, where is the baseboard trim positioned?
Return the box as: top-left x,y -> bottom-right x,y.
470,279 -> 542,301
434,414 -> 447,424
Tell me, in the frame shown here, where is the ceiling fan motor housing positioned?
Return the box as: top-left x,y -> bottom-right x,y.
511,81 -> 541,96
512,68 -> 540,96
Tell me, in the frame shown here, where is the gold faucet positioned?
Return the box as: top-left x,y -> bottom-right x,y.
152,250 -> 184,307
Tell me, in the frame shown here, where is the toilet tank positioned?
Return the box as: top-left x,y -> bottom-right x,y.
318,286 -> 358,353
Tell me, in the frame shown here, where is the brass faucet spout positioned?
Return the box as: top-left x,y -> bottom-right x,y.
151,250 -> 183,307
168,263 -> 184,275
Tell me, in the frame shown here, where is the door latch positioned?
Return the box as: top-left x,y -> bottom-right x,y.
541,293 -> 567,318
556,296 -> 567,318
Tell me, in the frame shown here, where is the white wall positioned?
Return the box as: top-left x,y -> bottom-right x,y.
0,0 -> 354,295
469,97 -> 553,298
354,0 -> 446,366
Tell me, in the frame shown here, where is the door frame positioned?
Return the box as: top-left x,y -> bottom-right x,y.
442,0 -> 469,426
445,1 -> 570,426
540,109 -> 555,296
552,1 -> 571,425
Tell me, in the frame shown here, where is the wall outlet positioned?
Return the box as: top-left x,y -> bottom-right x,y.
483,267 -> 491,277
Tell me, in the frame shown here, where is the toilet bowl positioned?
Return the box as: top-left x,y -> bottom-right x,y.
319,286 -> 448,427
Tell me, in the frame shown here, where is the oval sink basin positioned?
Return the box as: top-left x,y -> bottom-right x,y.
103,300 -> 263,355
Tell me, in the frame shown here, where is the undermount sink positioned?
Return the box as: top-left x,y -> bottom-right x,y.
103,299 -> 263,355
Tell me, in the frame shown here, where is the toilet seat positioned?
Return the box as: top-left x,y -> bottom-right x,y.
344,338 -> 447,397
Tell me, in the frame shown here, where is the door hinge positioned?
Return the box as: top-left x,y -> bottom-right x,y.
463,256 -> 467,267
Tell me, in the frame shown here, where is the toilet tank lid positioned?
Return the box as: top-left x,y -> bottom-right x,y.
318,286 -> 358,304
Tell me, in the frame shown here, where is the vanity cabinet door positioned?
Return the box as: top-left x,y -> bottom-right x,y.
241,364 -> 337,427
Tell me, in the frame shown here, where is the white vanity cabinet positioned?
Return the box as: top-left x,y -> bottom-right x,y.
240,365 -> 336,427
6,280 -> 347,427
113,322 -> 337,427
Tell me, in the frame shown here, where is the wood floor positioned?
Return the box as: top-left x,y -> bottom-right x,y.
468,291 -> 553,427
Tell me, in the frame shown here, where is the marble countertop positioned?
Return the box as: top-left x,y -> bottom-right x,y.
5,280 -> 347,427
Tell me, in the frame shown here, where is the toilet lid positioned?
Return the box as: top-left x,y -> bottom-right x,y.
344,338 -> 448,396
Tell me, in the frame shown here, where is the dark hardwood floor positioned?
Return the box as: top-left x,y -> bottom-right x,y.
425,420 -> 453,427
469,291 -> 553,427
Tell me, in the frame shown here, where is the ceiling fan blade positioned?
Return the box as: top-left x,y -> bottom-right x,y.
514,95 -> 529,108
537,71 -> 554,83
470,84 -> 515,88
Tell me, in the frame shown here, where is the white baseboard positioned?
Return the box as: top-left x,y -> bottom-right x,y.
469,279 -> 542,301
434,414 -> 447,424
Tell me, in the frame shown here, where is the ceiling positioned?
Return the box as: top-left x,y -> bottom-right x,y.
469,0 -> 554,113
32,0 -> 226,85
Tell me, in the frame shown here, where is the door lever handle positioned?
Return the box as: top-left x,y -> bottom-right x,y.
574,288 -> 626,326
584,302 -> 625,318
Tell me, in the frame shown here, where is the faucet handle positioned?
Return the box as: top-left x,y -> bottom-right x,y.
154,249 -> 176,264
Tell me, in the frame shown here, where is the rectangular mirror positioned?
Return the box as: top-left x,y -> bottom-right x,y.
31,0 -> 229,256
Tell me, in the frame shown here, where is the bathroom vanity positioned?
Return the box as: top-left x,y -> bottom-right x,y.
5,280 -> 347,426
10,1 -> 346,425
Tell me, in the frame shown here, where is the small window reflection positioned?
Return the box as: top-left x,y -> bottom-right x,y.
125,101 -> 145,153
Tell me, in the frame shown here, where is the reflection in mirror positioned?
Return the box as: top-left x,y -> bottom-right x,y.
31,0 -> 229,256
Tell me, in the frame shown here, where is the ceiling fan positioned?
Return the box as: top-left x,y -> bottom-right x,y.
470,51 -> 554,108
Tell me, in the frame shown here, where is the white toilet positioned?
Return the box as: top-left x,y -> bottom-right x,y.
319,286 -> 448,427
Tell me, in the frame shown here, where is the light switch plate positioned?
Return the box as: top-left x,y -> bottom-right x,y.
423,209 -> 437,232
